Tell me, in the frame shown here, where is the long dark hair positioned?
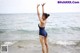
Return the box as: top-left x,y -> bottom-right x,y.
43,13 -> 50,19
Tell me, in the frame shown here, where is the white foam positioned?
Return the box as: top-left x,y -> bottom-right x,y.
55,41 -> 76,45
49,38 -> 79,45
2,41 -> 17,46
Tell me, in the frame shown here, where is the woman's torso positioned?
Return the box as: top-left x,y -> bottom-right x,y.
39,21 -> 46,27
38,21 -> 47,37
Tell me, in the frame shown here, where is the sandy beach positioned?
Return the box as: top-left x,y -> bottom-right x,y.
0,40 -> 80,53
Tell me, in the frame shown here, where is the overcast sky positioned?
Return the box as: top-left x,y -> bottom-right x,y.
0,0 -> 80,13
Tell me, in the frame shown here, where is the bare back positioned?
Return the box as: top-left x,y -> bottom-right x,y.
39,18 -> 46,27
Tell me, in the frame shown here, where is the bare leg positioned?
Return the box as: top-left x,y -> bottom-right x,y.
44,36 -> 48,53
39,35 -> 46,53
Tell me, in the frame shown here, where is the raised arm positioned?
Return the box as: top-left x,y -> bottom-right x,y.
37,4 -> 40,19
42,3 -> 45,14
37,4 -> 45,23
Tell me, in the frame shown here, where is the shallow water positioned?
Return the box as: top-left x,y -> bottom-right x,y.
0,13 -> 80,41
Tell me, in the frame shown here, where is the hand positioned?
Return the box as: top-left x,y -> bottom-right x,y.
42,3 -> 46,7
37,4 -> 40,8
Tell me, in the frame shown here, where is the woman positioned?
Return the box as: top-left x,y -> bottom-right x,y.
37,3 -> 50,53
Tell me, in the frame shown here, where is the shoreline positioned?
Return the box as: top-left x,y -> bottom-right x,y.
0,40 -> 80,53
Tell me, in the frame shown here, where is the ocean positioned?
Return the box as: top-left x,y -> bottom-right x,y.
0,13 -> 80,42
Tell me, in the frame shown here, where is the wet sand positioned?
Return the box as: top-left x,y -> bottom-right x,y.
0,40 -> 80,53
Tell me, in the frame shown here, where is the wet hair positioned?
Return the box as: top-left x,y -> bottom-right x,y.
43,13 -> 50,19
